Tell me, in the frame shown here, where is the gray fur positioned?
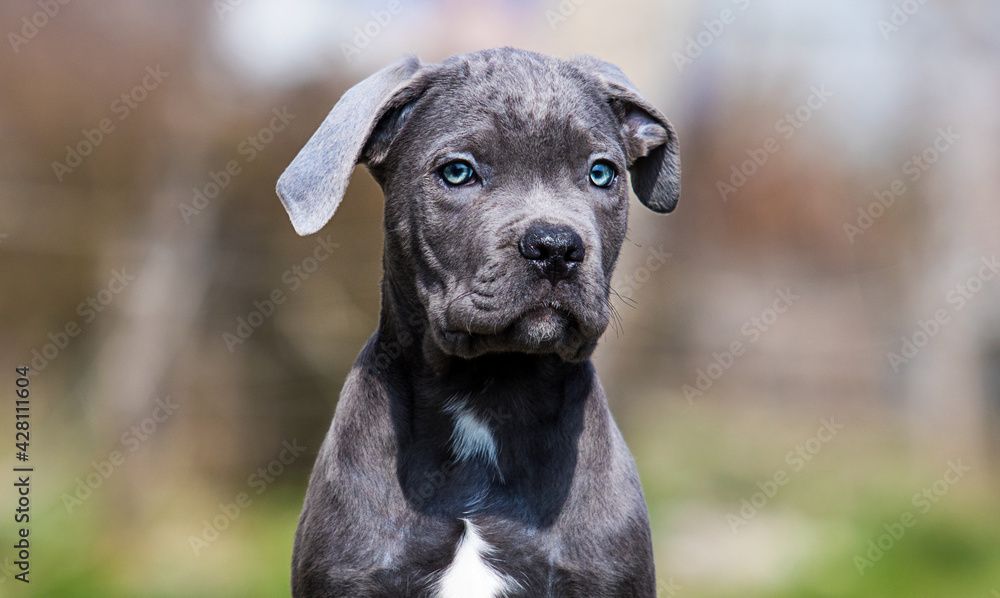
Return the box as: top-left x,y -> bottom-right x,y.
276,56 -> 425,235
276,47 -> 680,597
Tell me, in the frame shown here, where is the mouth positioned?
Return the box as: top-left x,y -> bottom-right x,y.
441,300 -> 599,362
510,303 -> 573,344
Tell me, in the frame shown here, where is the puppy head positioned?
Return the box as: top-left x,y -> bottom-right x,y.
277,48 -> 680,362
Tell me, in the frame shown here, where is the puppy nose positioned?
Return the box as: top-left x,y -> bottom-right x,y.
518,222 -> 585,282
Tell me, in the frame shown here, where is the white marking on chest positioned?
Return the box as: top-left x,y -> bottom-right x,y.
444,399 -> 499,471
436,519 -> 518,598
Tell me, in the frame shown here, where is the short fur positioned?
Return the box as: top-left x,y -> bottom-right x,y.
276,47 -> 680,597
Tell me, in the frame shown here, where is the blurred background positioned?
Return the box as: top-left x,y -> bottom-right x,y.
1,0 -> 999,595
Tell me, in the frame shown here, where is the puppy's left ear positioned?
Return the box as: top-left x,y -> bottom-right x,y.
570,55 -> 681,213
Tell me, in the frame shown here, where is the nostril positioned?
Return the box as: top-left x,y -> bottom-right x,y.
519,222 -> 586,281
518,234 -> 544,261
563,235 -> 585,263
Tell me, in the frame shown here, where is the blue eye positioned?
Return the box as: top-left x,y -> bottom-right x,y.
589,162 -> 616,188
440,161 -> 475,186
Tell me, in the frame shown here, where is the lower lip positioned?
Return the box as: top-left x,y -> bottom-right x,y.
520,305 -> 564,330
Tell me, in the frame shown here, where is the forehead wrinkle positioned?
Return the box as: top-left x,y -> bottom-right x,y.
497,112 -> 624,165
403,57 -> 626,167
426,128 -> 498,158
420,114 -> 618,168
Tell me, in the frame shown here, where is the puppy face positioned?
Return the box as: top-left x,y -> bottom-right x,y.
276,48 -> 680,363
373,53 -> 633,361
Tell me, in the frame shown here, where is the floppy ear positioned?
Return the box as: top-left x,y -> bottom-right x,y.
276,56 -> 429,235
570,54 -> 681,213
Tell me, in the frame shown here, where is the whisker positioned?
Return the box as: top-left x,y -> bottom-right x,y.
609,286 -> 637,309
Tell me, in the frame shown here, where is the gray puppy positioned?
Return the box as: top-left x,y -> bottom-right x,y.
276,47 -> 680,598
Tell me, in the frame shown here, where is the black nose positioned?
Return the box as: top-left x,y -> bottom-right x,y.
518,222 -> 585,283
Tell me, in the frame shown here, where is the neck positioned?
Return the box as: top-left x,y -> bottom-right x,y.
376,277 -> 593,522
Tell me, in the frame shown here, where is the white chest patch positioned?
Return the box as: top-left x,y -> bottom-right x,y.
444,400 -> 500,471
436,519 -> 518,598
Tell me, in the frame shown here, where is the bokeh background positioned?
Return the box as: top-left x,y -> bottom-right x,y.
2,0 -> 999,596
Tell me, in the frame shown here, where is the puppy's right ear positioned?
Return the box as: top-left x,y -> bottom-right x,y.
276,56 -> 429,235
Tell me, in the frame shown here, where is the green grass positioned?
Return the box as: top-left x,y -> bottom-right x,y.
1,487 -> 301,597
4,402 -> 999,596
631,400 -> 1000,598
